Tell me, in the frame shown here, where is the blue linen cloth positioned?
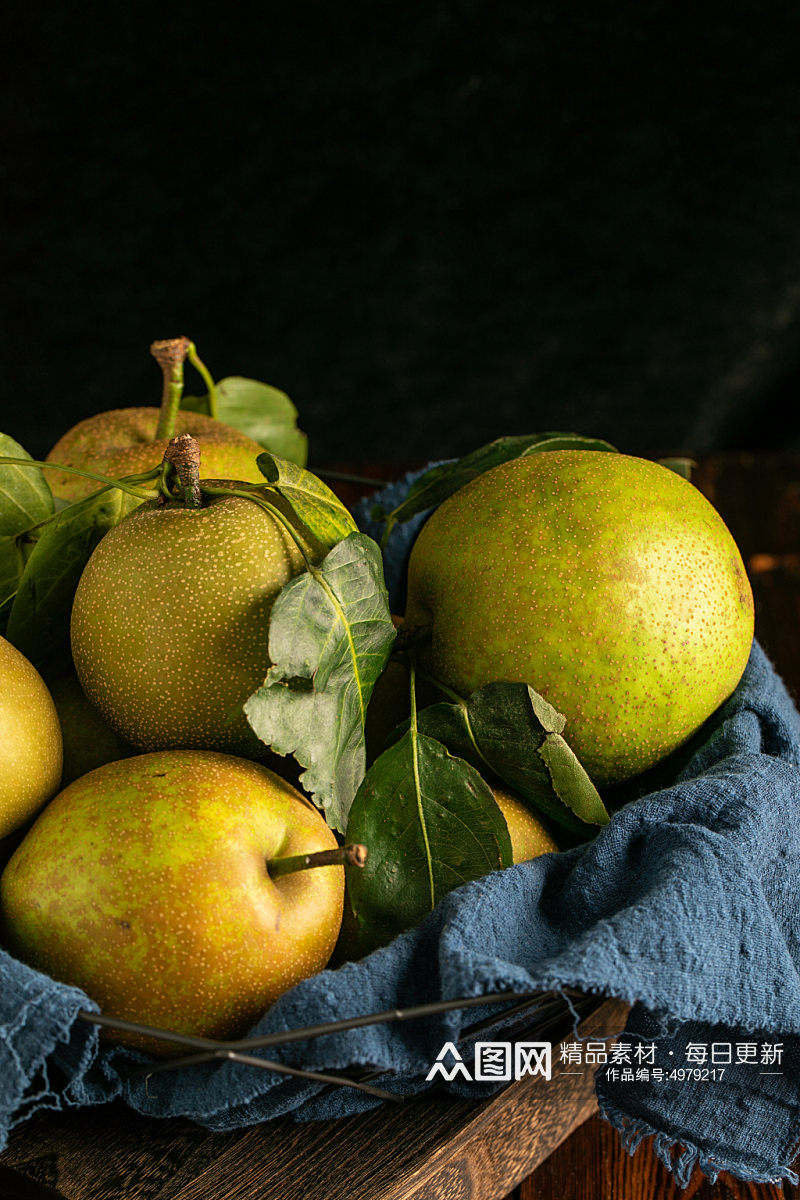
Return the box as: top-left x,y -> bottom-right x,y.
2,470 -> 800,1189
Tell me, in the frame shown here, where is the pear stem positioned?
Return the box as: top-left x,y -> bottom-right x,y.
162,434 -> 203,508
409,655 -> 418,732
393,622 -> 432,654
0,457 -> 160,501
416,669 -> 464,705
152,337 -> 191,440
267,843 -> 367,880
186,342 -> 219,419
313,468 -> 389,487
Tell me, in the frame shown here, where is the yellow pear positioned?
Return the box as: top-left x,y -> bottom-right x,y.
494,787 -> 559,861
0,636 -> 63,837
0,751 -> 344,1050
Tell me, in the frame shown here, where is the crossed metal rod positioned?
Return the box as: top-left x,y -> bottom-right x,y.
78,987 -> 591,1103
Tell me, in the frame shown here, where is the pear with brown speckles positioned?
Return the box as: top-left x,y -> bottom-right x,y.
0,750 -> 344,1051
404,451 -> 754,786
70,483 -> 317,757
45,408 -> 267,502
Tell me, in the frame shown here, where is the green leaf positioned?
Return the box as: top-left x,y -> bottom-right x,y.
658,456 -> 696,481
4,488 -> 140,678
0,536 -> 26,630
0,435 -> 55,537
0,526 -> 36,623
183,376 -> 308,466
394,681 -> 609,835
344,728 -> 512,954
178,393 -> 210,415
244,532 -> 396,832
256,452 -> 358,551
0,435 -> 57,634
377,432 -> 618,529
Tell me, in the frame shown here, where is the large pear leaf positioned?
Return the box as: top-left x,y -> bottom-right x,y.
0,437 -> 56,623
344,728 -> 513,955
5,487 -> 140,679
182,376 -> 308,465
392,681 -> 609,836
256,451 -> 358,551
375,432 -> 618,531
0,436 -> 55,537
244,532 -> 396,832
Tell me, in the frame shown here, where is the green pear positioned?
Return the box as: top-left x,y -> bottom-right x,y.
45,407 -> 266,502
0,636 -> 63,838
0,750 -> 345,1051
70,481 -> 317,756
48,670 -> 135,787
404,450 -> 754,786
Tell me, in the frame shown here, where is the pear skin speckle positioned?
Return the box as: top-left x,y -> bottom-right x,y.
405,451 -> 754,785
45,407 -> 266,501
0,750 -> 344,1052
0,636 -> 63,837
70,490 -> 307,756
494,787 -> 559,861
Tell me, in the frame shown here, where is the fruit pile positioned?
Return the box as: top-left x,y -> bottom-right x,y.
0,339 -> 754,1055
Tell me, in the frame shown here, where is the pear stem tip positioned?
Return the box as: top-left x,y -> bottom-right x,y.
152,337 -> 191,440
267,843 -> 368,879
162,434 -> 203,508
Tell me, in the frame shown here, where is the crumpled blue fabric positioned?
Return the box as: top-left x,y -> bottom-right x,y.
1,469 -> 799,1190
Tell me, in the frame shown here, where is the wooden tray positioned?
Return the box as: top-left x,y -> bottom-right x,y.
0,997 -> 630,1200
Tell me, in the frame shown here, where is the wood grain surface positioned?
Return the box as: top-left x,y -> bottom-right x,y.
516,1112 -> 800,1200
0,999 -> 629,1200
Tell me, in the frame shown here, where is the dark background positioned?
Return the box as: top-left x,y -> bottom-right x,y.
3,1 -> 800,470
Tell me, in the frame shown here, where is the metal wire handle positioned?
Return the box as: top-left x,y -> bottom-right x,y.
77,986 -> 595,1102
